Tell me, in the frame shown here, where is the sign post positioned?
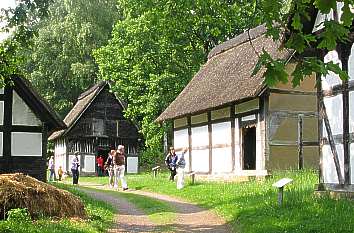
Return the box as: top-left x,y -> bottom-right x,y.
272,178 -> 293,206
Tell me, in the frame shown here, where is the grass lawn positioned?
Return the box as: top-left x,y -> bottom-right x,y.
0,183 -> 114,233
79,170 -> 354,233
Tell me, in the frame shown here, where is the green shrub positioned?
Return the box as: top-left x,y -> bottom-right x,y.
139,147 -> 164,169
7,208 -> 31,223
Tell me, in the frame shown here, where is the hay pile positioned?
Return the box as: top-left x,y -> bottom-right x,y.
0,173 -> 86,220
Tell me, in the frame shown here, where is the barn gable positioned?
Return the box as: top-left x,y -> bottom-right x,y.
0,76 -> 65,181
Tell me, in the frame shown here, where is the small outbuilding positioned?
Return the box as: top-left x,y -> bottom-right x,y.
157,25 -> 319,178
0,76 -> 65,181
49,81 -> 140,175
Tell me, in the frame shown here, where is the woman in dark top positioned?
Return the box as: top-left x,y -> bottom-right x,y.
165,147 -> 178,181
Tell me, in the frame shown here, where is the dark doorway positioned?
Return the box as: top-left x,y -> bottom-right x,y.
96,147 -> 111,176
242,126 -> 256,170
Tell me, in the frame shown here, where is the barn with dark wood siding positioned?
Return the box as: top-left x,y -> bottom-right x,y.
49,81 -> 140,175
0,76 -> 65,181
157,25 -> 319,179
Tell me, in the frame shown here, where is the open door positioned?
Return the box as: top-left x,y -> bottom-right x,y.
242,126 -> 256,170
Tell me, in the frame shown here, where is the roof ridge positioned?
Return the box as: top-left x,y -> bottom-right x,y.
78,81 -> 106,100
208,24 -> 267,60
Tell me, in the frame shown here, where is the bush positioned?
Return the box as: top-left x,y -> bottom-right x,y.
139,147 -> 164,169
7,208 -> 31,223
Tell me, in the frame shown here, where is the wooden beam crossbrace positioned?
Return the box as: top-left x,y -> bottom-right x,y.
320,101 -> 344,185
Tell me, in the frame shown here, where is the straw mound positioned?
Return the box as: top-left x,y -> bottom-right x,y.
0,173 -> 86,220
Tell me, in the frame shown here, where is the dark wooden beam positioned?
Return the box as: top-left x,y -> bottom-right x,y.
338,43 -> 351,185
270,89 -> 317,96
187,116 -> 192,173
317,73 -> 324,184
298,115 -> 304,170
231,105 -> 236,172
320,100 -> 344,184
3,86 -> 12,164
11,125 -> 42,133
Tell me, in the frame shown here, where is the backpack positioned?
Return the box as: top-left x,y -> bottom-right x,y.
177,154 -> 186,167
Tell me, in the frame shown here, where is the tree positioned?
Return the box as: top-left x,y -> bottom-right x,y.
255,0 -> 352,86
21,0 -> 120,117
95,0 -> 263,155
0,0 -> 54,86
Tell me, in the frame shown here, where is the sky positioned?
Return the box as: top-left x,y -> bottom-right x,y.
0,0 -> 16,41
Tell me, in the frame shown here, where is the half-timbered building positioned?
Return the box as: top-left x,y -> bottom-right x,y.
157,25 -> 319,178
0,76 -> 65,181
49,82 -> 140,175
313,5 -> 354,192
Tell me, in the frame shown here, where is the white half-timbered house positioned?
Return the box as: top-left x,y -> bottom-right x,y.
0,76 -> 65,181
157,25 -> 319,179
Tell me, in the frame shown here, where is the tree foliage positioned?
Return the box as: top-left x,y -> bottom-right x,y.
0,0 -> 54,85
20,0 -> 120,116
95,0 -> 263,152
256,0 -> 353,86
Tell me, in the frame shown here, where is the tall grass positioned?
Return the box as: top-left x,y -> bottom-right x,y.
80,170 -> 354,233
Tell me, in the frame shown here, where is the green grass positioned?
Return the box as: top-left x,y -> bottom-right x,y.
0,183 -> 114,233
79,170 -> 354,233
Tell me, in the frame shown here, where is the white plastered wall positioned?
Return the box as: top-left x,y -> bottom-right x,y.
12,90 -> 41,126
256,116 -> 265,172
212,122 -> 232,173
234,118 -> 241,174
174,129 -> 190,170
54,139 -> 67,171
191,126 -> 209,172
127,157 -> 138,173
323,144 -> 344,183
83,155 -> 95,172
11,132 -> 42,156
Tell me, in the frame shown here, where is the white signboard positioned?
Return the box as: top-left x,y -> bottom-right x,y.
84,155 -> 95,172
272,178 -> 293,188
127,157 -> 138,173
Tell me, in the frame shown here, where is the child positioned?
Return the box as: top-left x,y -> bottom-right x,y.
58,166 -> 63,181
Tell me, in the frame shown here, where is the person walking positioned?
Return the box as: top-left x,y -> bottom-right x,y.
165,147 -> 177,181
48,156 -> 55,182
71,152 -> 80,185
105,150 -> 115,188
113,145 -> 128,191
57,166 -> 63,181
176,148 -> 188,189
96,155 -> 104,176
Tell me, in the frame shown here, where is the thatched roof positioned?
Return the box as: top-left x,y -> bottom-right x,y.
156,25 -> 293,122
12,76 -> 65,132
48,82 -> 107,140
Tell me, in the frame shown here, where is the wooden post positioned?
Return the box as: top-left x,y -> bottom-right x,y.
298,114 -> 304,170
152,166 -> 160,178
208,111 -> 212,174
189,171 -> 196,185
277,187 -> 284,206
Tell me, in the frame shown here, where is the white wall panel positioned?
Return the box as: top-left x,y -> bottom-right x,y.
84,155 -> 95,172
12,91 -> 41,126
322,144 -> 344,184
348,45 -> 354,80
127,157 -> 138,173
0,132 -> 2,156
234,119 -> 241,173
350,91 -> 354,133
351,144 -> 354,184
212,122 -> 232,173
0,101 -> 3,125
322,51 -> 342,91
11,132 -> 42,156
174,129 -> 189,170
191,126 -> 209,172
55,153 -> 66,172
256,117 -> 264,170
0,88 -> 3,94
323,95 -> 343,137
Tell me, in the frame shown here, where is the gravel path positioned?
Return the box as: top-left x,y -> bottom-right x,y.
79,183 -> 232,233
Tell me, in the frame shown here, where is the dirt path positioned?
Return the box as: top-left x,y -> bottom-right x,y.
79,188 -> 159,232
79,183 -> 232,233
